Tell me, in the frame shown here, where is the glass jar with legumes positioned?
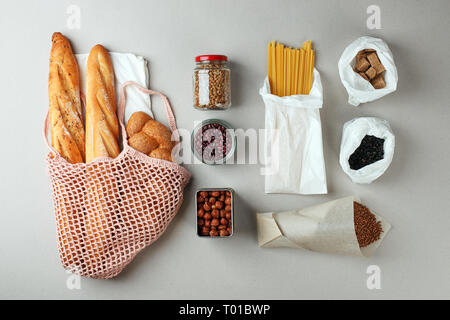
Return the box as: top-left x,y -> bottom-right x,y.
193,55 -> 231,110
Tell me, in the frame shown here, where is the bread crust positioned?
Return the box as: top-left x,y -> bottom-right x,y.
85,44 -> 120,163
48,32 -> 85,163
126,111 -> 152,137
126,111 -> 175,162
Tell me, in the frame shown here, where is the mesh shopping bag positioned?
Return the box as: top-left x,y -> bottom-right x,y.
43,81 -> 190,278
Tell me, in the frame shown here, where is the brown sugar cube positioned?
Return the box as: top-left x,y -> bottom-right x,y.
365,66 -> 377,80
371,74 -> 386,89
364,49 -> 376,54
373,61 -> 385,75
359,72 -> 369,81
366,51 -> 385,74
367,52 -> 381,67
355,57 -> 370,72
356,50 -> 367,62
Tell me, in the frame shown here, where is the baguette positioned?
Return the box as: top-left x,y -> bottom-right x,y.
85,45 -> 119,267
48,32 -> 85,163
48,32 -> 86,268
85,44 -> 120,163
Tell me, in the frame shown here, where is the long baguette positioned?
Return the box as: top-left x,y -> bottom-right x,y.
85,44 -> 120,163
85,45 -> 119,268
48,32 -> 85,163
48,32 -> 86,269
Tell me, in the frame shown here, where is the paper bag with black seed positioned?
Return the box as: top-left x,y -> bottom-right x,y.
256,196 -> 391,257
339,117 -> 395,184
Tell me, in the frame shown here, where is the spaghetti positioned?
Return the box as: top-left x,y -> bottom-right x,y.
267,40 -> 315,96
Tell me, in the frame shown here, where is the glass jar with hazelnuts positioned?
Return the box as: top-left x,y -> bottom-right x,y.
196,188 -> 234,238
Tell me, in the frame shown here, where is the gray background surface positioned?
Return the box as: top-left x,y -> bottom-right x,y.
1,0 -> 449,299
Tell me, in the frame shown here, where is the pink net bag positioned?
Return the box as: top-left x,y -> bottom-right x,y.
43,81 -> 190,279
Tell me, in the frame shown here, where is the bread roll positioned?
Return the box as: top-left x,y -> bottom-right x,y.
48,32 -> 85,163
126,111 -> 175,162
85,44 -> 120,163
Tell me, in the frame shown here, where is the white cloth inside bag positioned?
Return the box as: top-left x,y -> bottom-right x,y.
259,69 -> 327,195
76,52 -> 151,124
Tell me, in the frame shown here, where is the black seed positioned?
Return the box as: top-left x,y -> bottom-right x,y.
349,135 -> 385,170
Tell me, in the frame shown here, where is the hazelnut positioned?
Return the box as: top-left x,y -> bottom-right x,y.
201,226 -> 209,234
210,191 -> 220,197
211,209 -> 219,219
197,190 -> 233,237
203,213 -> 212,220
219,230 -> 229,237
211,219 -> 220,227
209,230 -> 218,237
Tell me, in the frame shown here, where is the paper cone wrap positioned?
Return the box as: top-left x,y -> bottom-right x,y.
257,196 -> 391,257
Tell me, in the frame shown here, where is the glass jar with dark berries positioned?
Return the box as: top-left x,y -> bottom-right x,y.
191,119 -> 236,165
193,55 -> 231,110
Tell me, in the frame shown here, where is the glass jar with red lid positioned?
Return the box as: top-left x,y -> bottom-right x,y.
193,55 -> 231,110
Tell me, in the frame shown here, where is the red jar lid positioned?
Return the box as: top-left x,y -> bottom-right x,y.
195,55 -> 228,62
